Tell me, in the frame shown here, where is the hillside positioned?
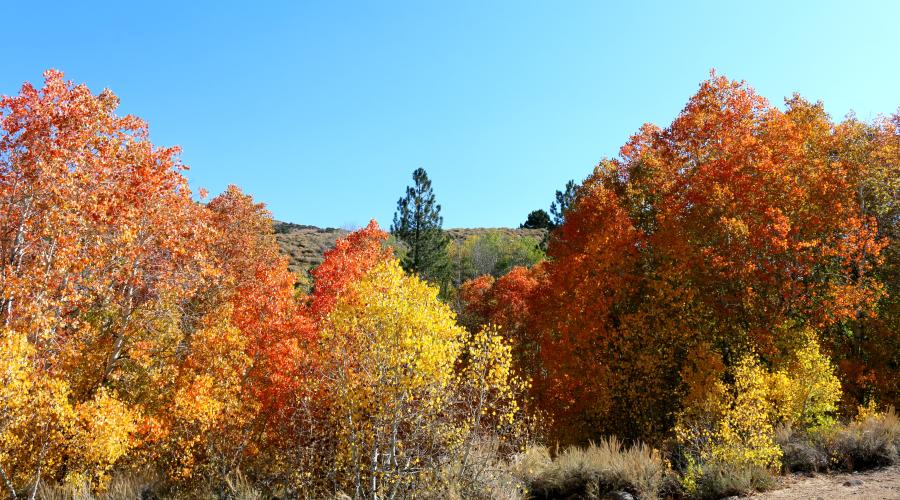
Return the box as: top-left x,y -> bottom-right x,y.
273,221 -> 547,275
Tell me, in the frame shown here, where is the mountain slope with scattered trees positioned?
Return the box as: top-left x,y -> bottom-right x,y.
273,221 -> 546,276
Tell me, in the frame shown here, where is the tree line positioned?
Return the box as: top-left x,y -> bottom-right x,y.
0,70 -> 897,499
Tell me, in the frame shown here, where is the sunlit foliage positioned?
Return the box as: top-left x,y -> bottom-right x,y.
461,75 -> 892,450
1,69 -> 896,498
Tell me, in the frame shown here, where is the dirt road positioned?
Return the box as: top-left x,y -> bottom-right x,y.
753,465 -> 900,499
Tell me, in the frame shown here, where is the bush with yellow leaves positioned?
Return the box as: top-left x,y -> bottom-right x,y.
65,389 -> 139,491
318,259 -> 529,498
768,327 -> 843,431
673,353 -> 780,497
675,354 -> 783,469
0,331 -> 73,497
673,328 -> 844,496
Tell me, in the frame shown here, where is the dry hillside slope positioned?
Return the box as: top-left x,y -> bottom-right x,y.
273,221 -> 547,275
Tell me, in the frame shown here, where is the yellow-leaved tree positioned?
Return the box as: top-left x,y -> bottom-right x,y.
674,326 -> 842,495
768,328 -> 843,431
0,331 -> 71,497
318,257 -> 526,498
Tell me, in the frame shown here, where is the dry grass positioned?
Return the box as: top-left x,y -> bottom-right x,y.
34,469 -> 268,500
830,407 -> 900,470
273,222 -> 348,275
692,461 -> 775,500
223,471 -> 263,500
776,407 -> 900,473
513,437 -> 667,499
434,437 -> 526,500
37,471 -> 163,500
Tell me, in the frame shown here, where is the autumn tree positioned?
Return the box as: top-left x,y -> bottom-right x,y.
206,186 -> 312,419
459,265 -> 547,381
827,110 -> 899,407
306,224 -> 526,497
523,75 -> 885,443
0,69 -> 219,492
0,71 -> 312,495
321,259 -> 464,495
309,220 -> 394,318
144,186 -> 314,490
391,168 -> 450,284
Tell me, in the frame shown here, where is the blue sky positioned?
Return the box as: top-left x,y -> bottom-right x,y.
2,1 -> 898,228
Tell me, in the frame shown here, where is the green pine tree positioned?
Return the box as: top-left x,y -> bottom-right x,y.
550,179 -> 580,228
391,168 -> 450,284
520,209 -> 552,229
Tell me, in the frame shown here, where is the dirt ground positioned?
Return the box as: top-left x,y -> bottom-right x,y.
753,465 -> 900,499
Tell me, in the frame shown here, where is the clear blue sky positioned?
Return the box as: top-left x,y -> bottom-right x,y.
2,1 -> 898,229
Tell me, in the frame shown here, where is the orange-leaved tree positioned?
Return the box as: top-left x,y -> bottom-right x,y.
0,71 -> 315,494
0,70 -> 217,491
459,265 -> 547,382
530,75 -> 885,443
827,109 -> 899,408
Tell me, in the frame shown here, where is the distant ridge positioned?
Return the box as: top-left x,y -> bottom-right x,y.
273,221 -> 546,275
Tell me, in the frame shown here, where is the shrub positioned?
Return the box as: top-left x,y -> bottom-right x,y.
768,328 -> 842,431
436,436 -> 525,500
829,407 -> 900,470
674,331 -> 843,491
516,437 -> 667,499
775,407 -> 900,473
673,354 -> 784,497
774,425 -> 830,473
675,354 -> 783,473
692,461 -> 775,500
